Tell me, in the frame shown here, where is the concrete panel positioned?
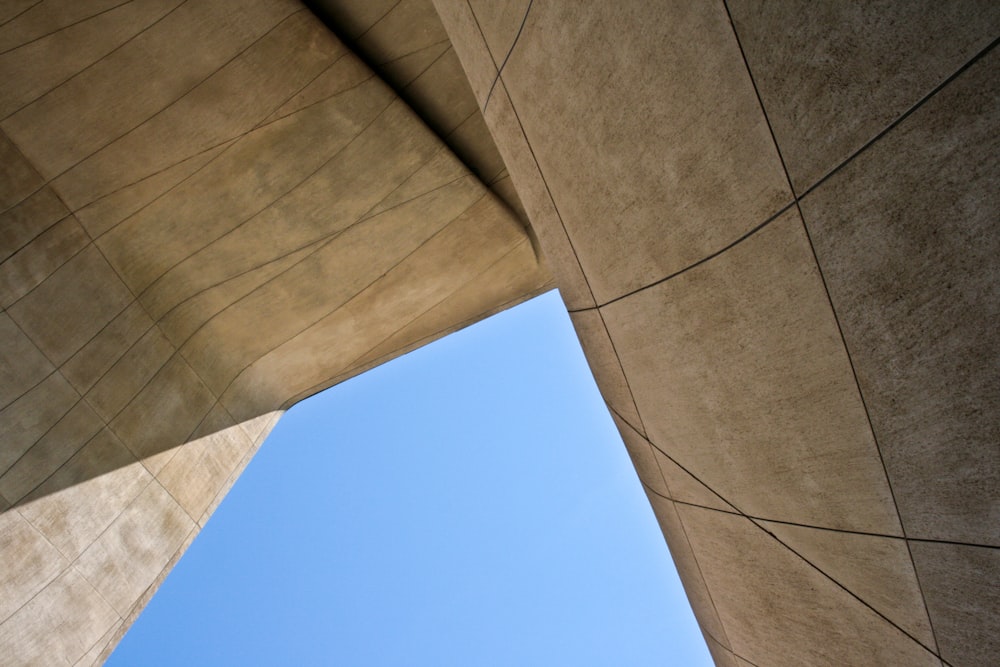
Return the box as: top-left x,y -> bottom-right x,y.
73,140 -> 237,239
0,311 -> 53,408
0,186 -> 68,264
380,41 -> 451,89
0,568 -> 119,667
53,11 -> 347,213
154,244 -> 322,350
354,0 -> 447,66
74,619 -> 123,667
649,447 -> 736,516
60,301 -> 154,395
0,1 -> 38,26
494,0 -> 791,303
800,47 -> 1000,544
729,0 -> 1000,192
156,404 -> 254,521
445,109 -> 508,183
220,192 -> 528,421
182,173 -> 483,397
678,504 -> 940,667
84,325 -> 175,423
0,215 -> 89,307
349,236 -> 547,378
7,245 -> 134,365
138,100 -> 447,322
74,480 -> 193,617
759,521 -> 935,647
0,371 -> 78,475
401,48 -> 478,136
704,635 -> 739,667
0,0 -> 183,120
0,0 -> 130,51
0,129 -> 42,211
96,75 -> 393,295
0,401 -> 104,505
910,541 -> 1000,667
0,509 -> 68,622
308,0 -> 398,40
262,50 -> 375,125
1,0 -> 300,180
108,355 -> 215,473
602,210 -> 900,534
17,429 -> 150,561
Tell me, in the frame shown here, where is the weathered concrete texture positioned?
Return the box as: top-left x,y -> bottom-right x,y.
2,1 -> 998,665
0,1 -> 549,664
728,0 -> 1000,193
437,0 -> 998,664
799,45 -> 1000,546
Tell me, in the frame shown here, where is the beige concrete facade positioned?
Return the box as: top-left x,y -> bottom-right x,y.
1,1 -> 997,665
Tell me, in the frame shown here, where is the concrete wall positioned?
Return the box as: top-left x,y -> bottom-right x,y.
0,1 -> 548,663
434,1 -> 999,666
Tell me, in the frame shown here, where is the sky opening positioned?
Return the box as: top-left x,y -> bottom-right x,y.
107,290 -> 711,666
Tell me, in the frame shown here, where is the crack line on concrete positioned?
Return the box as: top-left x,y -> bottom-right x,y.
0,0 -> 134,57
379,38 -> 450,69
568,35 -> 1000,318
130,93 -> 398,304
796,35 -> 1000,201
641,478 -> 946,663
482,0 -> 534,111
0,1 -> 42,30
0,0 -> 190,123
55,49 -> 355,226
87,73 -> 376,246
0,11 -> 356,224
400,43 -> 454,91
152,161 -> 464,339
13,6 -> 308,193
353,0 -> 403,42
594,308 -> 649,438
162,140 -> 459,359
719,4 -> 996,658
567,199 -> 796,314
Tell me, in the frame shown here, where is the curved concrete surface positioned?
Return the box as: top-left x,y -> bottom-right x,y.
1,1 -> 998,665
436,1 -> 998,665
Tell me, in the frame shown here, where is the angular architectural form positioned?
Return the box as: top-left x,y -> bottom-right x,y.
1,1 -> 997,665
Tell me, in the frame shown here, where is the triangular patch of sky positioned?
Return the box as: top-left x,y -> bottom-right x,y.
107,291 -> 712,666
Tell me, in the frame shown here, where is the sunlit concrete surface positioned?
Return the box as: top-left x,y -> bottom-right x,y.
1,1 -> 997,665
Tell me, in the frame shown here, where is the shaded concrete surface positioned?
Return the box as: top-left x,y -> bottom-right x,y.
0,1 -> 549,663
436,0 -> 998,665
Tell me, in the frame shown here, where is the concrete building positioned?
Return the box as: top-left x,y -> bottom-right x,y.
0,1 -> 996,664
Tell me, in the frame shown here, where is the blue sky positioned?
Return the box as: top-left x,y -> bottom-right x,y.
107,290 -> 711,666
